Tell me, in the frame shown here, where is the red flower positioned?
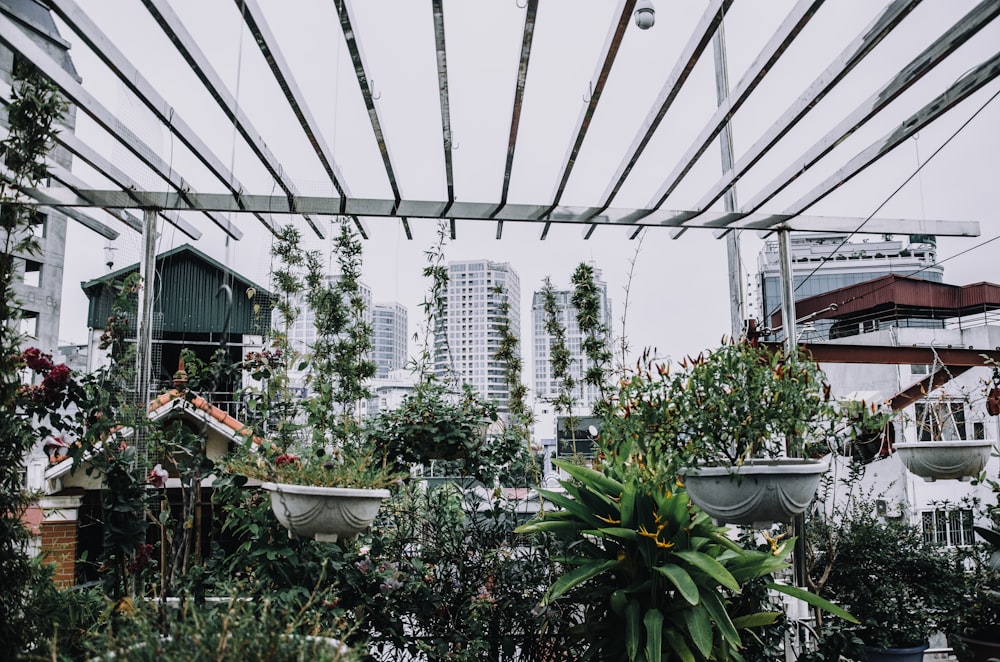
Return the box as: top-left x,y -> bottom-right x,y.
274,453 -> 299,466
21,347 -> 54,373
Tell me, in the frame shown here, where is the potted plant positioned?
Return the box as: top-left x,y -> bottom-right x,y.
894,392 -> 992,481
840,394 -> 894,463
599,340 -> 838,526
370,377 -> 497,465
222,222 -> 401,542
810,502 -> 966,661
951,524 -> 1000,661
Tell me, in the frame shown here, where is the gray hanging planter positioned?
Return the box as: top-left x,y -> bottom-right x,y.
261,482 -> 390,542
682,457 -> 829,528
893,440 -> 993,481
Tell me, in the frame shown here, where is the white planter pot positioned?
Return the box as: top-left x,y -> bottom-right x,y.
894,440 -> 993,481
261,482 -> 390,542
682,458 -> 830,528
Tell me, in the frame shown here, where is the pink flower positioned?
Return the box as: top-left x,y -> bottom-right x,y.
274,453 -> 299,466
21,347 -> 54,373
147,463 -> 168,488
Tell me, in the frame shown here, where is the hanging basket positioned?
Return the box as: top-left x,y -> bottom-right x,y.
893,440 -> 993,481
261,482 -> 389,542
681,457 -> 829,528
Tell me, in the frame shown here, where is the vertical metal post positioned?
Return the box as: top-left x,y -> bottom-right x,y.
135,208 -> 157,459
713,23 -> 743,339
777,229 -> 797,352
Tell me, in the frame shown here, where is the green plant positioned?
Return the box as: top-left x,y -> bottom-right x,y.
371,378 -> 498,464
808,501 -> 966,651
571,262 -> 612,417
517,459 -> 851,661
598,341 -> 838,484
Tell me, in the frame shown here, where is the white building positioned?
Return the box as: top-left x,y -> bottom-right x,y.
434,260 -> 520,410
372,302 -> 408,379
758,232 -> 1000,547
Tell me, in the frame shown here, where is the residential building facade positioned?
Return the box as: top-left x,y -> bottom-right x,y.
434,260 -> 520,409
372,302 -> 407,379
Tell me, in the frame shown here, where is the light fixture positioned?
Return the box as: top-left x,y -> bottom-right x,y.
634,0 -> 655,29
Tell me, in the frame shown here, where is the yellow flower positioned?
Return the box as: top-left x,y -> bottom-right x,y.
596,513 -> 621,525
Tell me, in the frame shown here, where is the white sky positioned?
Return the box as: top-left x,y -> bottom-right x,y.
52,0 -> 1000,363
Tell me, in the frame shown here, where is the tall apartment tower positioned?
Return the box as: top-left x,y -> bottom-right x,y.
434,260 -> 520,409
372,302 -> 407,379
531,270 -> 612,413
757,233 -> 943,340
2,0 -> 79,358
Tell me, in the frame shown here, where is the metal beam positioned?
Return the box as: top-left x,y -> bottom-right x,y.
50,0 -> 279,237
238,0 -> 361,235
889,366 -> 973,411
784,343 -> 1000,367
52,205 -> 120,240
35,187 -> 982,236
491,0 -> 537,221
540,0 -> 634,239
141,0 -> 317,238
733,0 -> 1000,219
0,12 -> 242,239
677,0 -> 923,226
645,0 -> 825,213
582,0 -> 735,235
431,0 -> 455,218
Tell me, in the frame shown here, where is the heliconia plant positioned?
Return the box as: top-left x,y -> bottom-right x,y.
517,459 -> 854,661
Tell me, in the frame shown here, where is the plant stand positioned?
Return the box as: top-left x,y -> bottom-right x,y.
682,458 -> 829,528
261,482 -> 389,542
893,440 -> 993,481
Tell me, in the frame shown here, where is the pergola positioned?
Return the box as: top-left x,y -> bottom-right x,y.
1,0 -> 997,369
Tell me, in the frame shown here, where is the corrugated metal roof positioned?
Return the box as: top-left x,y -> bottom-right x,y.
82,244 -> 273,334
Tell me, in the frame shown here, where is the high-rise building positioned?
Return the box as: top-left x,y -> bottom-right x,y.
2,0 -> 79,359
434,260 -> 520,409
757,233 -> 942,340
372,302 -> 407,379
531,270 -> 612,414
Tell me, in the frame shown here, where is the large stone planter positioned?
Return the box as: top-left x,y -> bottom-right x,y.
682,458 -> 829,528
261,482 -> 389,542
862,643 -> 928,662
894,440 -> 993,481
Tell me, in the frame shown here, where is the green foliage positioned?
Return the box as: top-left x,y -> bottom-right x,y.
808,501 -> 967,650
571,263 -> 612,416
540,276 -> 576,418
370,378 -> 497,464
517,459 -> 795,661
598,342 -> 838,485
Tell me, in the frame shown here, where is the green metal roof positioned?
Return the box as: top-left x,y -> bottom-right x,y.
82,244 -> 273,335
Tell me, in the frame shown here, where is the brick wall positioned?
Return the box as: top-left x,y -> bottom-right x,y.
36,494 -> 83,588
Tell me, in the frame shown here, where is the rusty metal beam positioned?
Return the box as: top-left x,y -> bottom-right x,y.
768,342 -> 1000,366
890,366 -> 973,411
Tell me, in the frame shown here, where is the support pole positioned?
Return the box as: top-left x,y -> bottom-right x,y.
135,208 -> 157,460
712,22 -> 743,339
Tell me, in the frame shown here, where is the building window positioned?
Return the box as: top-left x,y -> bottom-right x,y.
23,260 -> 41,287
30,211 -> 46,238
20,312 -> 38,338
921,507 -> 973,547
914,400 -> 966,441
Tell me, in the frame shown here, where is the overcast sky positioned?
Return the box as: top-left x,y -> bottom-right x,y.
53,0 -> 1000,363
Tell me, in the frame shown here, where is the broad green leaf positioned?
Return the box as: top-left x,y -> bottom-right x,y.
586,527 -> 639,542
654,564 -> 699,605
644,608 -> 664,662
536,488 -> 602,527
766,582 -> 859,624
663,629 -> 696,662
700,587 -> 741,648
684,605 -> 713,658
514,520 -> 581,536
974,525 -> 1000,548
620,483 -> 637,526
626,597 -> 641,661
732,611 -> 780,629
553,458 -> 625,497
545,558 -> 619,604
675,550 -> 740,591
